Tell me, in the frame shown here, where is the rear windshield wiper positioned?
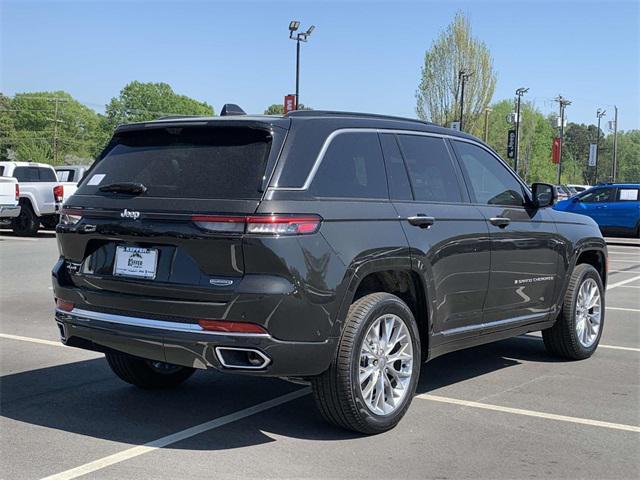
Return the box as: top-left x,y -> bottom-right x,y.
98,182 -> 147,195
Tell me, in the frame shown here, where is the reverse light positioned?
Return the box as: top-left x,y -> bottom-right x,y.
56,299 -> 74,312
53,185 -> 64,203
60,208 -> 83,226
192,214 -> 321,235
198,319 -> 267,334
15,183 -> 19,201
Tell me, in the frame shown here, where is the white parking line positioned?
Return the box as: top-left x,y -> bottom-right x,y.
618,285 -> 640,289
417,394 -> 640,433
609,260 -> 640,264
40,388 -> 311,480
607,274 -> 640,289
608,252 -> 640,256
0,332 -> 64,348
519,334 -> 639,352
607,306 -> 640,313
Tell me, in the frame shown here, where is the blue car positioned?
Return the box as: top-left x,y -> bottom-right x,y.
554,183 -> 640,237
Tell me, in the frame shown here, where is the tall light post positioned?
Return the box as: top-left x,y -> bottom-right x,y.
458,69 -> 473,131
554,95 -> 571,184
611,106 -> 619,182
288,21 -> 315,110
594,108 -> 606,183
483,107 -> 492,142
514,87 -> 529,177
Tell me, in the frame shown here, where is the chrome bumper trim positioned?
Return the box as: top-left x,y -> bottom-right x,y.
57,307 -> 270,337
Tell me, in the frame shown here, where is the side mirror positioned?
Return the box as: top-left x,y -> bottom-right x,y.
531,182 -> 556,208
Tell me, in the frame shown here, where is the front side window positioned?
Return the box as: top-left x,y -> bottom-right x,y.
397,135 -> 462,203
452,141 -> 526,207
580,188 -> 615,203
311,132 -> 388,199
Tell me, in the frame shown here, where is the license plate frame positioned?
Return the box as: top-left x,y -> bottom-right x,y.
114,246 -> 158,280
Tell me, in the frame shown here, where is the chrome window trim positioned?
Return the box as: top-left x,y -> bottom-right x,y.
58,307 -> 270,337
268,128 -> 529,194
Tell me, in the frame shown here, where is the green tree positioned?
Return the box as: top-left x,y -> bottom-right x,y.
601,130 -> 640,182
1,91 -> 109,164
106,81 -> 214,128
416,11 -> 497,134
263,103 -> 311,115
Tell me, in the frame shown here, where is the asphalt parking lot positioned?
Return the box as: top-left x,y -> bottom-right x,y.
1,231 -> 638,480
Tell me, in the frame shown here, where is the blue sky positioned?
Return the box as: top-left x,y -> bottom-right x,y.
1,0 -> 638,130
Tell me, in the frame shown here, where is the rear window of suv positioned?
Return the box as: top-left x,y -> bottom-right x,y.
76,127 -> 272,200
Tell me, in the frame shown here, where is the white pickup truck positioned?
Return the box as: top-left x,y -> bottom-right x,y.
55,165 -> 90,203
0,161 -> 64,236
0,176 -> 21,224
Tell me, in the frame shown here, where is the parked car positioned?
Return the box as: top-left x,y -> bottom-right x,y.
0,175 -> 21,224
0,161 -> 64,235
55,165 -> 90,202
567,184 -> 590,194
554,183 -> 640,237
53,109 -> 607,434
554,184 -> 572,201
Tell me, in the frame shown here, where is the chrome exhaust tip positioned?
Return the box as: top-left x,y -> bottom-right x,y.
215,347 -> 271,369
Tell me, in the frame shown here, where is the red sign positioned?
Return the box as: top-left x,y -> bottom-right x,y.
284,95 -> 297,114
552,137 -> 561,164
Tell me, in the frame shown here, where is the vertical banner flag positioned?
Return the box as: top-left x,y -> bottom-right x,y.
284,95 -> 297,114
507,130 -> 516,159
552,137 -> 561,164
588,143 -> 598,167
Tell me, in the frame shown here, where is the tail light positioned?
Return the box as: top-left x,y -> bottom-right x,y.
15,183 -> 19,201
60,208 -> 83,226
53,185 -> 64,203
193,214 -> 321,235
198,319 -> 267,334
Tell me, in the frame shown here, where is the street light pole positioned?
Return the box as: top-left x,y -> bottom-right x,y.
458,70 -> 472,132
289,21 -> 315,110
595,108 -> 606,184
554,95 -> 571,185
483,107 -> 492,142
611,105 -> 618,182
514,87 -> 529,177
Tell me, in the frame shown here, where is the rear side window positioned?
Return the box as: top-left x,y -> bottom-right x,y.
580,188 -> 615,203
56,169 -> 73,182
76,127 -> 272,200
311,132 -> 388,199
0,166 -> 4,176
397,135 -> 462,203
617,188 -> 639,201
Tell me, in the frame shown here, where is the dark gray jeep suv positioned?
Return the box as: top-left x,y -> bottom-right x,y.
53,110 -> 607,434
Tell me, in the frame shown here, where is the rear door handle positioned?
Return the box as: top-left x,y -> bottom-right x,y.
407,215 -> 435,228
489,217 -> 511,228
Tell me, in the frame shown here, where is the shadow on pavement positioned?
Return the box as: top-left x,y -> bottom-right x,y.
0,335 -> 557,448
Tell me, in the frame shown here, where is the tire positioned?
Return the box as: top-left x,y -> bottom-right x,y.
542,264 -> 605,360
105,352 -> 195,389
311,292 -> 421,434
11,203 -> 39,236
40,215 -> 59,230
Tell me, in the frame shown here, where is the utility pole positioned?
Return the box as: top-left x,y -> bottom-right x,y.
554,95 -> 571,184
53,97 -> 60,164
288,21 -> 315,110
458,69 -> 473,132
514,87 -> 529,176
611,105 -> 618,182
594,109 -> 606,184
483,107 -> 492,142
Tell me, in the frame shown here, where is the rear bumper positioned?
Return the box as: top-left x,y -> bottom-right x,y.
0,205 -> 20,219
54,307 -> 336,377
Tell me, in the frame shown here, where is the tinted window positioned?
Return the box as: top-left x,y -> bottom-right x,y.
38,168 -> 57,182
311,132 -> 387,199
380,134 -> 412,201
580,188 -> 615,203
0,166 -> 4,176
398,135 -> 462,203
76,127 -> 271,200
13,167 -> 39,182
452,141 -> 526,207
617,188 -> 639,202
